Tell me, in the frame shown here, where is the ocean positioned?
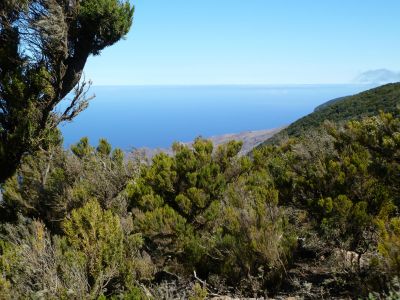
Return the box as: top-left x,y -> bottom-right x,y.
59,84 -> 375,150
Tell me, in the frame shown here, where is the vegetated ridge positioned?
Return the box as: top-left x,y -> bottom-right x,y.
264,82 -> 400,145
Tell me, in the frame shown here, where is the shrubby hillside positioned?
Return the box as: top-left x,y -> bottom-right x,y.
265,83 -> 400,145
1,110 -> 400,298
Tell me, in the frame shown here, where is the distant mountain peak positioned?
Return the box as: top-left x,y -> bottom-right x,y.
354,69 -> 400,85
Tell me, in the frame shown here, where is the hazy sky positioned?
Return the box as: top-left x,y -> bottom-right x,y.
84,0 -> 400,85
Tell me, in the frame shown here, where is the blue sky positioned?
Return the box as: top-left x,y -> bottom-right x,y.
85,0 -> 400,85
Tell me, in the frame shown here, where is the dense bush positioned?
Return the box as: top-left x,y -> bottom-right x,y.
255,112 -> 400,273
0,201 -> 151,299
2,137 -> 135,232
127,138 -> 295,289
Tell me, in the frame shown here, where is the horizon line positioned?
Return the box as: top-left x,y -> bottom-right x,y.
90,83 -> 376,87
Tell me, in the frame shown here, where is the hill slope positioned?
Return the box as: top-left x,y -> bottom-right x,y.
264,83 -> 400,145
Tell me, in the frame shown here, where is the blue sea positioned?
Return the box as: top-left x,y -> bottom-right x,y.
59,84 -> 376,150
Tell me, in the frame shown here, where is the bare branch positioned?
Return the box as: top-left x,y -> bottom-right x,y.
57,77 -> 94,124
